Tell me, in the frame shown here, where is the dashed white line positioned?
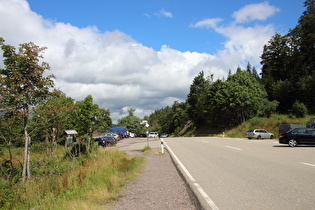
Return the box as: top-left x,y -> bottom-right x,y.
164,141 -> 220,210
225,145 -> 241,151
301,162 -> 315,167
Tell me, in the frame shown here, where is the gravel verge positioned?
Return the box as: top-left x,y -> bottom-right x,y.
106,138 -> 199,210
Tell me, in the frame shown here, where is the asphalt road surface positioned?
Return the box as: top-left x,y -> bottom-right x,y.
163,137 -> 315,210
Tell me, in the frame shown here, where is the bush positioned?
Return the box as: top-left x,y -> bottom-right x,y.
292,101 -> 308,118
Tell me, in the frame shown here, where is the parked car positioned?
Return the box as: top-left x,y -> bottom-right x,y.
279,124 -> 306,135
148,132 -> 159,138
160,133 -> 167,138
139,133 -> 147,138
95,136 -> 117,147
102,132 -> 120,141
245,129 -> 274,139
110,131 -> 124,140
279,128 -> 315,147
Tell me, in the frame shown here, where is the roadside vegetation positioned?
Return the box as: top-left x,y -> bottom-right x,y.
0,144 -> 144,209
141,146 -> 151,153
225,114 -> 315,138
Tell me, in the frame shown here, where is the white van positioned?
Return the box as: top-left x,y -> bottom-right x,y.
148,132 -> 159,138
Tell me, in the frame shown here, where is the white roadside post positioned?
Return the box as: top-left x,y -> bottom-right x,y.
141,120 -> 150,147
160,138 -> 164,154
145,123 -> 149,147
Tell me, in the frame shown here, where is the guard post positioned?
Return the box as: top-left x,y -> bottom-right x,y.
160,138 -> 164,154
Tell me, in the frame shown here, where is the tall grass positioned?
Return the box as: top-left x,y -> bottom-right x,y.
0,147 -> 144,209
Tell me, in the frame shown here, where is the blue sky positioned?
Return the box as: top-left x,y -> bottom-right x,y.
27,0 -> 302,53
0,0 -> 305,123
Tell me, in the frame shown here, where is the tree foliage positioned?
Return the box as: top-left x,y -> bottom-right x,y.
197,71 -> 277,128
29,90 -> 76,153
118,108 -> 142,134
261,0 -> 315,113
187,71 -> 208,126
72,95 -> 111,137
0,38 -> 55,180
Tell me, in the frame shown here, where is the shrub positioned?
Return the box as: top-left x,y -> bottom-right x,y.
292,101 -> 308,118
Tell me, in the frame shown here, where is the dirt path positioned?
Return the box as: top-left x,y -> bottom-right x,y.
106,138 -> 198,210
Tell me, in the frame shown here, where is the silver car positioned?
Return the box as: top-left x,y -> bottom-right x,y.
246,129 -> 274,139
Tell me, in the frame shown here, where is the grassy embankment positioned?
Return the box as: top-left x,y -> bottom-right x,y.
0,144 -> 145,209
178,114 -> 314,138
225,114 -> 314,138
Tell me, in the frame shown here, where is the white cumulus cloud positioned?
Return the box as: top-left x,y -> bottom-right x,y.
232,2 -> 280,23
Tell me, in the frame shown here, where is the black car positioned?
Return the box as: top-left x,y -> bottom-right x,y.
279,128 -> 315,147
95,136 -> 117,147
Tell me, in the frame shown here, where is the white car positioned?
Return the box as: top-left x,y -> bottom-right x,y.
148,132 -> 159,138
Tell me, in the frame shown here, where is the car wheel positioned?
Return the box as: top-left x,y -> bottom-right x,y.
248,137 -> 252,140
257,135 -> 261,139
288,139 -> 297,147
270,135 -> 274,139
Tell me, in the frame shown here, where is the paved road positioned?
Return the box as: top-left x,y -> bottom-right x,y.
163,137 -> 315,210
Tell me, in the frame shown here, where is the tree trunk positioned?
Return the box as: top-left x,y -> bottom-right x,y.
27,135 -> 31,180
52,128 -> 57,154
22,130 -> 29,181
22,115 -> 31,181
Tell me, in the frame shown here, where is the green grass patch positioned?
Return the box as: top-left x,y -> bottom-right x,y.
141,146 -> 151,153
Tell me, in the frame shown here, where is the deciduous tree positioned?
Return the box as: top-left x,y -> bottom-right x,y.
0,38 -> 54,181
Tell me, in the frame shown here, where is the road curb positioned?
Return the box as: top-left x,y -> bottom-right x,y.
164,146 -> 212,210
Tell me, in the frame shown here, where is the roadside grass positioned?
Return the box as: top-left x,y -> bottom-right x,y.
141,146 -> 151,153
226,114 -> 315,138
0,145 -> 144,209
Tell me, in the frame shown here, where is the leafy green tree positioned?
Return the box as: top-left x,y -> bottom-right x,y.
246,62 -> 252,74
29,90 -> 76,154
295,0 -> 315,73
236,66 -> 242,73
172,101 -> 188,132
187,71 -> 208,126
292,101 -> 308,118
261,1 -> 315,113
96,108 -> 112,133
0,38 -> 55,181
72,95 -> 100,136
197,79 -> 232,127
197,71 -> 277,128
251,66 -> 259,79
118,108 -> 142,134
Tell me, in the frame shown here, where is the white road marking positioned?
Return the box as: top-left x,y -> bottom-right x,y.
164,141 -> 220,210
301,162 -> 315,167
225,145 -> 241,151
